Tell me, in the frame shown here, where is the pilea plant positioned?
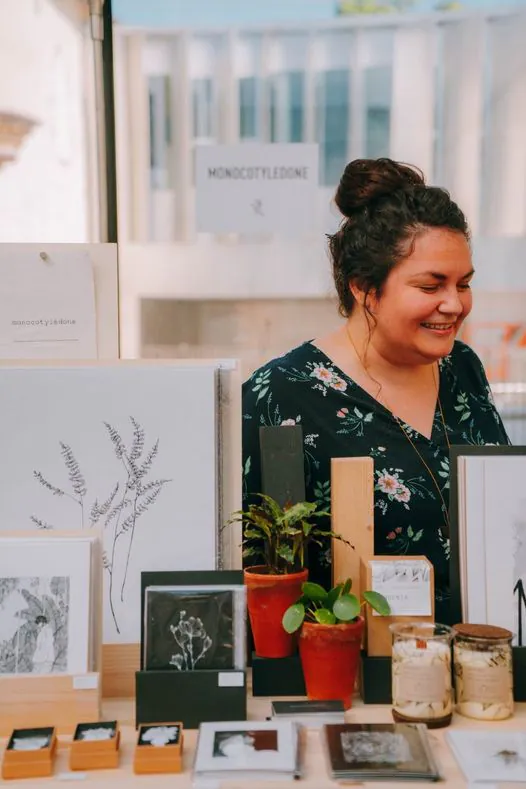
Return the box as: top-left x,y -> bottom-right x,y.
228,493 -> 350,574
282,578 -> 391,632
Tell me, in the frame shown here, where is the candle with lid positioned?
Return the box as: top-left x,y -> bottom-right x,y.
390,622 -> 453,728
453,623 -> 513,721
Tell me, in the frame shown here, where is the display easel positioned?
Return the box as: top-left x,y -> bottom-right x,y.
0,530 -> 103,735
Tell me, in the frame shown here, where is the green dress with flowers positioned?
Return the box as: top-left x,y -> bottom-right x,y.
242,339 -> 510,624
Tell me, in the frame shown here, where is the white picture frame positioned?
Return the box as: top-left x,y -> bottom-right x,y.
0,533 -> 94,675
449,446 -> 526,643
0,361 -> 221,644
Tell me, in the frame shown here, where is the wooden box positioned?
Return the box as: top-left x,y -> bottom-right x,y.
133,722 -> 184,774
361,555 -> 435,657
1,726 -> 57,780
69,720 -> 120,771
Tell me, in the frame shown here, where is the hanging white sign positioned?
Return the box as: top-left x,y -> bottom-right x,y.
195,143 -> 319,235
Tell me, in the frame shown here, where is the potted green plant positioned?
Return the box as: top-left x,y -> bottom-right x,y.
228,493 -> 350,659
282,579 -> 390,708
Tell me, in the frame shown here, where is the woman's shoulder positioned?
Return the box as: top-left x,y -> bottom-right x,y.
243,340 -> 317,385
442,339 -> 489,385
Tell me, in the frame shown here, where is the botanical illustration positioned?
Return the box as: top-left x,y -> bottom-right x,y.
31,416 -> 171,634
341,731 -> 412,764
144,589 -> 235,671
213,730 -> 278,759
139,725 -> 180,747
0,576 -> 69,675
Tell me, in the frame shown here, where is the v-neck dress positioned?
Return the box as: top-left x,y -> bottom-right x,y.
241,339 -> 510,624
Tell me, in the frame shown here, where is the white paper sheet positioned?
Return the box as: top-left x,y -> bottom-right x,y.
0,247 -> 97,359
370,559 -> 432,616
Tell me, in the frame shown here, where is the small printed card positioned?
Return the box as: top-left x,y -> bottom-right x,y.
370,559 -> 432,616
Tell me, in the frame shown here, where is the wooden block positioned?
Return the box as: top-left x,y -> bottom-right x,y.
2,727 -> 57,780
69,720 -> 120,771
102,643 -> 140,698
0,674 -> 101,736
360,556 -> 435,657
331,457 -> 375,599
133,722 -> 184,774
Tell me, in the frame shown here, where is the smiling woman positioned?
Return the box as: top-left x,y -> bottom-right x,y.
242,157 -> 510,625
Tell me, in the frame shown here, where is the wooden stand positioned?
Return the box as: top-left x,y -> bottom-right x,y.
331,457 -> 375,598
1,727 -> 57,780
133,723 -> 183,774
70,721 -> 120,771
0,673 -> 101,736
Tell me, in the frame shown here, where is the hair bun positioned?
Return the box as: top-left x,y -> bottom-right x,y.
334,158 -> 425,218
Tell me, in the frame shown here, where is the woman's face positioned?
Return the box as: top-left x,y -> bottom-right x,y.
363,228 -> 473,365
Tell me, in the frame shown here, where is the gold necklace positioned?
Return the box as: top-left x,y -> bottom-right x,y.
345,324 -> 451,539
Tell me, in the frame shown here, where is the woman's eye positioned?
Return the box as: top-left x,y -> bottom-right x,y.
419,286 -> 438,293
458,283 -> 472,291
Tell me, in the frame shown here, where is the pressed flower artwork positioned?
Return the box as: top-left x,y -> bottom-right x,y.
0,364 -> 219,644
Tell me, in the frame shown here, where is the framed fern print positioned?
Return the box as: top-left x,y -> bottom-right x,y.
0,362 -> 220,644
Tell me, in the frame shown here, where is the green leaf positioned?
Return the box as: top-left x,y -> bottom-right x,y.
413,529 -> 423,542
342,578 -> 352,595
301,582 -> 328,602
333,593 -> 360,621
277,501 -> 317,527
314,608 -> 337,625
407,526 -> 414,538
460,411 -> 471,422
243,528 -> 264,539
276,545 -> 295,564
282,603 -> 305,633
242,546 -> 260,559
326,583 -> 343,609
243,456 -> 251,476
363,590 -> 391,616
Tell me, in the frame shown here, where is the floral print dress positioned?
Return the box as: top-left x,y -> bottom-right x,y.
242,340 -> 510,625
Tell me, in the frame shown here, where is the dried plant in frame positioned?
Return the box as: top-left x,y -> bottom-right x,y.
32,416 -> 171,634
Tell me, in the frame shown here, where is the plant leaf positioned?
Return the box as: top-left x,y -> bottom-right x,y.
276,545 -> 294,564
326,583 -> 343,609
333,593 -> 360,621
362,590 -> 391,616
342,578 -> 352,595
277,501 -> 317,527
314,608 -> 337,625
301,582 -> 328,602
282,603 -> 305,633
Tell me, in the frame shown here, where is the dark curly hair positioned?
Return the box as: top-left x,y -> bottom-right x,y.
328,158 -> 471,317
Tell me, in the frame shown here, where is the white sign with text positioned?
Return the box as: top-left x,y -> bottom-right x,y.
0,246 -> 97,359
195,143 -> 319,235
371,559 -> 432,617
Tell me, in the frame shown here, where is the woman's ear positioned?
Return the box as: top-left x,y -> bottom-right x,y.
350,281 -> 378,314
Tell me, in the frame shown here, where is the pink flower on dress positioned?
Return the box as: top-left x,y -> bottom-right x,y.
331,377 -> 347,392
310,365 -> 333,382
377,473 -> 399,494
394,486 -> 411,503
386,531 -> 396,540
336,408 -> 349,418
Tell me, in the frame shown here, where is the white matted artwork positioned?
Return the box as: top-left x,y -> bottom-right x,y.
0,537 -> 92,675
452,449 -> 526,644
0,362 -> 220,644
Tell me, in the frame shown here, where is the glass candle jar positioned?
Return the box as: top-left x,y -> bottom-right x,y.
390,622 -> 454,728
453,623 -> 513,721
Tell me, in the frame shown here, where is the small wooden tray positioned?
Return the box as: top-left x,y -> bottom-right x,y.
133,722 -> 184,774
2,726 -> 57,780
70,720 -> 120,771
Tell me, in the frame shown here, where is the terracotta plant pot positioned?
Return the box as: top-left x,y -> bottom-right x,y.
244,566 -> 308,658
299,618 -> 364,709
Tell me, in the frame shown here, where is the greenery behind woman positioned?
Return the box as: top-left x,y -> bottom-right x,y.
242,158 -> 510,624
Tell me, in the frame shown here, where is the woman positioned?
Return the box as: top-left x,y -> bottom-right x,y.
242,158 -> 509,624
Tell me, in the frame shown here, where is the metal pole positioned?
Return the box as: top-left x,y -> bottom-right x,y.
89,0 -> 108,241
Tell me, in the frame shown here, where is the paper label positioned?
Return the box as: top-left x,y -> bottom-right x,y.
218,672 -> 244,688
195,143 -> 319,235
371,559 -> 432,616
396,663 -> 445,703
462,665 -> 510,704
73,675 -> 99,690
0,247 -> 97,359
